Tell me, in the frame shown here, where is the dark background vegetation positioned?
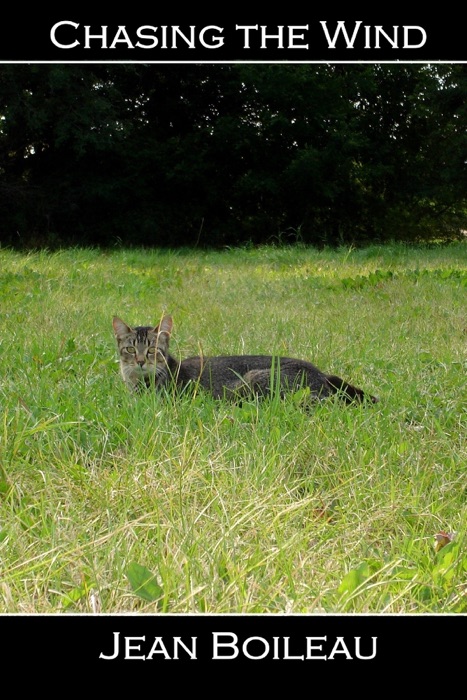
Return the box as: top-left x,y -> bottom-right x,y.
0,63 -> 465,248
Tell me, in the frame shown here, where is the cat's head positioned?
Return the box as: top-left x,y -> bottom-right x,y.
112,315 -> 173,390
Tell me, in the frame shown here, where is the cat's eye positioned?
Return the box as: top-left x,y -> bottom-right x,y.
147,346 -> 156,355
125,346 -> 136,354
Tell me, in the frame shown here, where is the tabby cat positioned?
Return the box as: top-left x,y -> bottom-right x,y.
112,315 -> 378,404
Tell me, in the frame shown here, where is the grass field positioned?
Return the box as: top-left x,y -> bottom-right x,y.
0,241 -> 465,613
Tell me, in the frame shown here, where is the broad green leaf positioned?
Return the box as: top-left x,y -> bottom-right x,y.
126,562 -> 163,602
338,562 -> 371,595
0,481 -> 10,495
291,387 -> 311,405
62,586 -> 87,609
434,540 -> 459,562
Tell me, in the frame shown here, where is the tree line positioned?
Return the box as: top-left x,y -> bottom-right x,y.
0,63 -> 465,248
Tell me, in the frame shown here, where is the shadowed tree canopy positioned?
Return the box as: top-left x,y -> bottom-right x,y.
0,63 -> 465,247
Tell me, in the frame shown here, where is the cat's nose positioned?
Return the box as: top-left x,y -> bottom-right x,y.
137,359 -> 145,367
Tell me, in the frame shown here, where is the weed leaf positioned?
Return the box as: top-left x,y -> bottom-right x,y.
126,562 -> 163,602
62,585 -> 88,609
337,562 -> 371,596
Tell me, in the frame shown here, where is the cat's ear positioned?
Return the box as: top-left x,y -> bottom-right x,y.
113,316 -> 132,338
156,315 -> 173,337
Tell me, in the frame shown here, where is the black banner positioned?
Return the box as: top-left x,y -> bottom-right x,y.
1,613 -> 464,686
0,13 -> 463,62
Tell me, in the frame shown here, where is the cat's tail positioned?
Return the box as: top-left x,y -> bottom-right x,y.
325,375 -> 379,404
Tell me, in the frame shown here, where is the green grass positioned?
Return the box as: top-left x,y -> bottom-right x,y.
0,241 -> 466,613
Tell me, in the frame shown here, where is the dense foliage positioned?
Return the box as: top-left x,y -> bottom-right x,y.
0,63 -> 465,247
